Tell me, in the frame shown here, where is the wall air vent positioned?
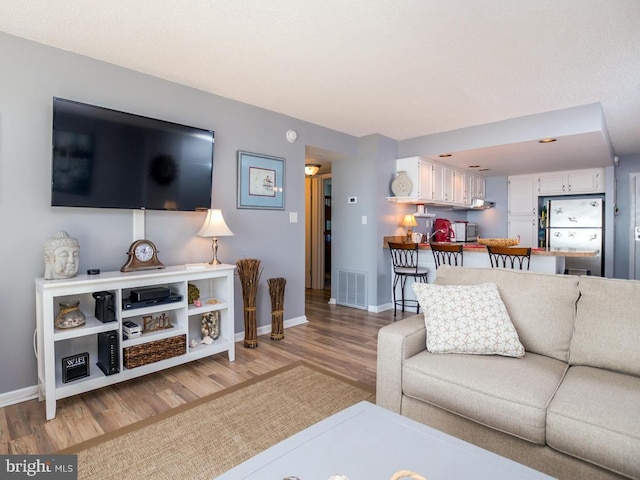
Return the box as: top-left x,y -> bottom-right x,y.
337,269 -> 367,310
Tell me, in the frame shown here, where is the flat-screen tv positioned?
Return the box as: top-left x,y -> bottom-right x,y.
51,97 -> 214,211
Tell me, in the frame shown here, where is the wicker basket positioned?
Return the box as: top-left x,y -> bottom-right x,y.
476,237 -> 520,247
123,334 -> 186,369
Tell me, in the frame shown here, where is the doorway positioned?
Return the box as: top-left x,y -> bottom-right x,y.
305,173 -> 331,290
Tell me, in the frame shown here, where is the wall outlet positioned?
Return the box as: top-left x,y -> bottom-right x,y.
348,196 -> 358,204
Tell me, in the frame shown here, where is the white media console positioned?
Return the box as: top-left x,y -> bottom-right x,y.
35,264 -> 235,420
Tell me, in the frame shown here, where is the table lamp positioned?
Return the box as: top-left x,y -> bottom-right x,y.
197,209 -> 234,264
401,214 -> 418,239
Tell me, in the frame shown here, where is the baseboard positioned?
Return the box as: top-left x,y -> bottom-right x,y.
233,315 -> 308,343
368,303 -> 393,313
0,385 -> 39,409
3,318 -> 310,408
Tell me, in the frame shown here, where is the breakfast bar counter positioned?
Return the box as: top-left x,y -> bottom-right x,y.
383,236 -> 599,279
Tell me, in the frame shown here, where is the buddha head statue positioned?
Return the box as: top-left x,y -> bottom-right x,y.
44,231 -> 80,280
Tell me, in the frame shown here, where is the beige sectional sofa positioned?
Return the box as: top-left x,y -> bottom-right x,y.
377,265 -> 640,480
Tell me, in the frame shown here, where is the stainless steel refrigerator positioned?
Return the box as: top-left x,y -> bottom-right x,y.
546,197 -> 604,276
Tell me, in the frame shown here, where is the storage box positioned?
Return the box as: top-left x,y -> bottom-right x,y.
123,334 -> 186,369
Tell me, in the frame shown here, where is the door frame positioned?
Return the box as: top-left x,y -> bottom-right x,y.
305,174 -> 330,289
629,173 -> 640,279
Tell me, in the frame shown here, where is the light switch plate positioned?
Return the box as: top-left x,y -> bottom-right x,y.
289,212 -> 298,223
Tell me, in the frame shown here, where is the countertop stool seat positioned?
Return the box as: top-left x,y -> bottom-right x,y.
388,242 -> 428,317
487,245 -> 532,270
430,242 -> 464,268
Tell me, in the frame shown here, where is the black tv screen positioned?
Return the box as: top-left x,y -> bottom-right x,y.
51,97 -> 214,211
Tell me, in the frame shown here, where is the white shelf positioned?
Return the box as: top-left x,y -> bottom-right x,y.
53,316 -> 119,341
36,264 -> 236,419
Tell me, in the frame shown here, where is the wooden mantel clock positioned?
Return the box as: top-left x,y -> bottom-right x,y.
120,239 -> 165,272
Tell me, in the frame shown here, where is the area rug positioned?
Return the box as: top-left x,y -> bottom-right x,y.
58,361 -> 375,479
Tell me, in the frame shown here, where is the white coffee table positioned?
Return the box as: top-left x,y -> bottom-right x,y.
215,401 -> 553,479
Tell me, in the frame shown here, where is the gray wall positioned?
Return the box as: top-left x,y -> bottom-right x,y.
0,33 -> 357,396
467,176 -> 509,238
613,154 -> 640,278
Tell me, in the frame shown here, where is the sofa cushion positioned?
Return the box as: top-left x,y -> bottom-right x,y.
434,266 -> 579,362
570,275 -> 640,377
412,282 -> 524,357
547,366 -> 640,479
403,350 -> 568,444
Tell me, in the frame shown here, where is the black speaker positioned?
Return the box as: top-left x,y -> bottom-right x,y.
92,291 -> 116,322
97,331 -> 119,375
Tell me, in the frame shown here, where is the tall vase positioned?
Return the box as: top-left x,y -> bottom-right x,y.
268,277 -> 286,340
236,258 -> 262,348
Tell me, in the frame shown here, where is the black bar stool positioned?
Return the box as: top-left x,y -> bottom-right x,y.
487,245 -> 532,270
388,242 -> 429,317
430,243 -> 464,268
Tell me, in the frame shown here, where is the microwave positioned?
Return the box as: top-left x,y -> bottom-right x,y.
452,222 -> 478,242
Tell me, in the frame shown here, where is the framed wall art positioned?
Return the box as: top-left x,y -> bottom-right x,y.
237,151 -> 285,210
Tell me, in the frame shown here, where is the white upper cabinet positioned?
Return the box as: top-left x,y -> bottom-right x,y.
389,156 -> 486,208
393,156 -> 435,202
508,175 -> 538,217
472,175 -> 486,199
538,168 -> 605,195
431,162 -> 446,203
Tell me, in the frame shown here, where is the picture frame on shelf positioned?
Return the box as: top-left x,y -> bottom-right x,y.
237,151 -> 285,210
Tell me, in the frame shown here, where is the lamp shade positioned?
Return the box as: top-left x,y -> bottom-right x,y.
197,209 -> 234,237
400,214 -> 418,228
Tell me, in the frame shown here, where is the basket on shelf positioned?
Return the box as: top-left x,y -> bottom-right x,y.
123,334 -> 186,369
476,236 -> 520,247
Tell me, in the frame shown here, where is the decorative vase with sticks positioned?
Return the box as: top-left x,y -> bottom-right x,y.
267,277 -> 286,340
236,258 -> 262,348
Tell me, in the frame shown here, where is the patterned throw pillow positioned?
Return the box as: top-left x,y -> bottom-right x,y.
412,283 -> 525,358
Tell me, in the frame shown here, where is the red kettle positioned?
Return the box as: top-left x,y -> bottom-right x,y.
433,218 -> 456,242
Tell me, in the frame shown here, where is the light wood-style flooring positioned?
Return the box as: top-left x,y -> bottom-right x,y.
0,289 -> 416,454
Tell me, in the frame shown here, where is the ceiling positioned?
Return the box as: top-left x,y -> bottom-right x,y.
1,1 -> 639,176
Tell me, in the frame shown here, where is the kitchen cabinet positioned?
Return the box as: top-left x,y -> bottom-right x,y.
508,215 -> 538,248
508,175 -> 538,248
472,175 -> 486,199
508,175 -> 538,217
389,157 -> 486,208
432,163 -> 457,204
538,168 -> 605,195
453,170 -> 466,205
392,156 -> 434,202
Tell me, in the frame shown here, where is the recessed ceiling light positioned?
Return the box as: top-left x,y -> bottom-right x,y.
539,138 -> 557,144
478,168 -> 490,172
439,153 -> 452,157
468,165 -> 481,168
